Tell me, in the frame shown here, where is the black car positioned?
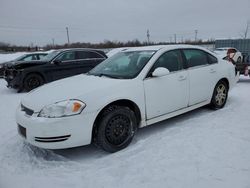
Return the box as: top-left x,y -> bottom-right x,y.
4,48 -> 107,91
0,52 -> 48,78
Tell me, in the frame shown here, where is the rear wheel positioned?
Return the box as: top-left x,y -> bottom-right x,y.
23,73 -> 44,91
210,81 -> 228,109
96,105 -> 137,153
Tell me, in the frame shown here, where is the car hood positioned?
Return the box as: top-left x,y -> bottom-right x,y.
7,60 -> 48,70
217,54 -> 227,59
21,74 -> 126,112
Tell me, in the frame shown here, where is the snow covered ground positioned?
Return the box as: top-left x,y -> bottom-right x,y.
0,77 -> 250,188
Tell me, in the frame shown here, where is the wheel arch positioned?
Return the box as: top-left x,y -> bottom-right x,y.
23,71 -> 46,84
91,99 -> 142,142
218,77 -> 229,90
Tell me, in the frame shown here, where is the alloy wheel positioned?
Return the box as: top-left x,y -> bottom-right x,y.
215,84 -> 227,106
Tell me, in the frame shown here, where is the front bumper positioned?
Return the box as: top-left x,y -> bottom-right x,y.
16,105 -> 96,149
4,69 -> 23,89
0,67 -> 4,78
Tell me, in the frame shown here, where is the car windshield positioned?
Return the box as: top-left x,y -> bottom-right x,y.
14,54 -> 28,61
88,51 -> 155,79
42,50 -> 61,61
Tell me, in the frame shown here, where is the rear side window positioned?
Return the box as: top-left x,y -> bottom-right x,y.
151,50 -> 184,72
76,51 -> 104,60
207,54 -> 218,64
183,49 -> 209,68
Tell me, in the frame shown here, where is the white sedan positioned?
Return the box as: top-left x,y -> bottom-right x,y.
16,45 -> 237,152
214,47 -> 243,63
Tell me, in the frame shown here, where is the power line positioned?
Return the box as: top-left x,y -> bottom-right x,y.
0,25 -> 65,31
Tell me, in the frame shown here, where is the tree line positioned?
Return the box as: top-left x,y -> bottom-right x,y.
0,39 -> 215,52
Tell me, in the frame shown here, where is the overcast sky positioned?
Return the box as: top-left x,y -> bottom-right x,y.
0,0 -> 249,46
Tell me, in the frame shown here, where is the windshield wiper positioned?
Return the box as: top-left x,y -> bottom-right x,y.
98,73 -> 120,79
87,72 -> 124,79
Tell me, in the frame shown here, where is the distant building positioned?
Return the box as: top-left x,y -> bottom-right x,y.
215,39 -> 250,55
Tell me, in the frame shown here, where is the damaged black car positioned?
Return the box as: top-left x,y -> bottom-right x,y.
4,48 -> 107,91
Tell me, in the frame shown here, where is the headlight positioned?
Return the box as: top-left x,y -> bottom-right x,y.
38,99 -> 86,118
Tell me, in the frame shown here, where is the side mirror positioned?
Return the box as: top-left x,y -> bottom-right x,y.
152,67 -> 170,77
52,59 -> 61,65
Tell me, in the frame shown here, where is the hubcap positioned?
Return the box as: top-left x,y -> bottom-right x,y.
105,115 -> 132,146
28,77 -> 40,89
215,84 -> 227,106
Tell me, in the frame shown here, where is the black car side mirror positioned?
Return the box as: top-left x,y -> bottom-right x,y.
53,59 -> 61,65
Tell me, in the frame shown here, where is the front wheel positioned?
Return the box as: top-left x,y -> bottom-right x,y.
23,73 -> 44,91
96,106 -> 137,153
210,81 -> 228,109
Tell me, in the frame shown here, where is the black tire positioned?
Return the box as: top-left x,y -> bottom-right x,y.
210,80 -> 228,109
23,73 -> 44,91
96,105 -> 137,153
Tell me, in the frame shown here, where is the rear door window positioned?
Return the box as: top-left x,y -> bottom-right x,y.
76,51 -> 104,60
183,49 -> 209,68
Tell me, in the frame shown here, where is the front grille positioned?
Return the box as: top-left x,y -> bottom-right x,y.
21,104 -> 34,116
35,135 -> 71,143
4,68 -> 17,80
18,124 -> 26,138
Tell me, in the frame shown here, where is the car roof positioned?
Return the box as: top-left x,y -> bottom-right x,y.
123,44 -> 208,52
215,47 -> 236,50
53,48 -> 107,58
27,52 -> 48,55
56,48 -> 104,52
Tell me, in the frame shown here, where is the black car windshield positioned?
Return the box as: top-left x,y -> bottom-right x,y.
14,54 -> 27,61
42,50 -> 61,61
88,51 -> 155,79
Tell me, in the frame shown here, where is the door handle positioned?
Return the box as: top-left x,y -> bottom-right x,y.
210,68 -> 216,73
178,75 -> 186,81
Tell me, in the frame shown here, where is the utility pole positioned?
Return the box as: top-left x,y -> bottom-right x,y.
169,36 -> 173,43
52,38 -> 55,47
66,27 -> 70,44
244,21 -> 249,39
147,29 -> 150,44
195,30 -> 198,42
174,34 -> 177,43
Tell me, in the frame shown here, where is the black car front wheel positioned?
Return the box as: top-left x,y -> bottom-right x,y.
23,73 -> 44,91
96,105 -> 137,153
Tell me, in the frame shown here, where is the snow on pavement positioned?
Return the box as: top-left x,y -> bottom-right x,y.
0,77 -> 250,188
